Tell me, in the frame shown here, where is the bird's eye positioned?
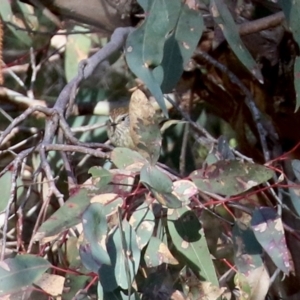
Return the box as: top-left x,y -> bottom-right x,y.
120,115 -> 127,122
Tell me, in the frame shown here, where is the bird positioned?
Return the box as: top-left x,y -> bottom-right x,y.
106,106 -> 135,149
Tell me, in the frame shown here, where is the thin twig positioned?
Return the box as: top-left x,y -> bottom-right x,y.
179,123 -> 189,176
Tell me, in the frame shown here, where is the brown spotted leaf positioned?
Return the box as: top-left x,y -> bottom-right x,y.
190,160 -> 274,196
251,207 -> 293,275
129,89 -> 162,165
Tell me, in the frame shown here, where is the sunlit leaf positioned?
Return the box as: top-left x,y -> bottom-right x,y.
144,236 -> 178,267
129,202 -> 155,249
99,220 -> 140,291
82,203 -> 111,266
89,167 -> 112,189
0,171 -> 13,213
34,273 -> 65,297
129,89 -> 162,164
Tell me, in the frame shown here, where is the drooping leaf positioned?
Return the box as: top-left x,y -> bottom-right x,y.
129,202 -> 155,249
190,160 -> 274,196
79,242 -> 103,274
110,147 -> 147,170
232,221 -> 263,273
140,164 -> 182,208
167,207 -> 219,286
126,0 -> 201,116
125,15 -> 168,116
129,89 -> 162,164
144,236 -> 178,267
210,0 -> 263,83
65,25 -> 91,82
278,0 -> 300,46
0,255 -> 50,296
251,207 -> 293,275
98,220 -> 141,291
232,222 -> 269,300
160,4 -> 204,92
236,266 -> 270,300
35,188 -> 90,240
98,283 -> 142,300
82,203 -> 111,266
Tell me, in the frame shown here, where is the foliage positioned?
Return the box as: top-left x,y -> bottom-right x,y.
1,0 -> 300,299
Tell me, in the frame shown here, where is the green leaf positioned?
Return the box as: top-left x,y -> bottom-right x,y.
99,220 -> 141,291
210,0 -> 263,82
126,27 -> 168,116
287,181 -> 300,217
79,242 -> 103,274
140,164 -> 182,208
82,203 -> 111,266
0,255 -> 50,296
144,236 -> 178,267
65,25 -> 92,82
129,202 -> 155,249
160,4 -> 204,92
0,0 -> 32,46
190,160 -> 274,196
63,274 -> 90,300
278,1 -> 300,110
293,57 -> 300,111
98,284 -> 142,300
111,147 -> 147,170
232,221 -> 263,274
291,159 -> 300,182
232,222 -> 269,300
35,189 -> 90,239
88,167 -> 112,189
167,207 -> 219,286
140,164 -> 172,193
278,0 -> 300,46
251,207 -> 292,275
0,171 -> 13,213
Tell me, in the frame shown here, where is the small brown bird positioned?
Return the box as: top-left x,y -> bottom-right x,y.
106,107 -> 135,149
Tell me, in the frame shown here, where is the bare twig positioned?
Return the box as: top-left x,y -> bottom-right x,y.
238,12 -> 285,36
179,123 -> 189,176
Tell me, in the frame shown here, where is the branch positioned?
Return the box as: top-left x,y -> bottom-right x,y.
195,49 -> 280,162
